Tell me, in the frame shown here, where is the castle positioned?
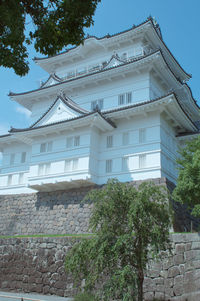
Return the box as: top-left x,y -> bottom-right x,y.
0,17 -> 199,195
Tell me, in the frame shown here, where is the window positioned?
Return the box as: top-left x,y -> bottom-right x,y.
91,99 -> 104,111
66,136 -> 80,148
139,154 -> 146,169
139,128 -> 146,143
66,137 -> 73,148
40,143 -> 46,153
21,152 -> 26,163
74,136 -> 80,147
72,159 -> 78,170
47,142 -> 52,152
18,173 -> 24,185
122,157 -> 129,171
38,164 -> 44,176
122,132 -> 129,145
118,94 -> 125,105
64,159 -> 79,172
45,163 -> 51,174
106,159 -> 112,173
10,154 -> 15,165
40,142 -> 53,153
106,135 -> 113,148
7,175 -> 12,186
118,92 -> 132,105
126,92 -> 132,104
65,159 -> 71,172
38,163 -> 51,176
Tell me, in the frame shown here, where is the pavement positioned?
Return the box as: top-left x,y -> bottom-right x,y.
0,291 -> 73,301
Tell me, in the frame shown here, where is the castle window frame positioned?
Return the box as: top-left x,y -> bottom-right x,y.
106,159 -> 112,173
122,132 -> 129,146
139,154 -> 146,169
122,157 -> 129,171
21,152 -> 26,163
7,174 -> 12,186
106,135 -> 113,148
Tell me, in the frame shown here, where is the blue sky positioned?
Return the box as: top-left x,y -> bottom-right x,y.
0,0 -> 200,136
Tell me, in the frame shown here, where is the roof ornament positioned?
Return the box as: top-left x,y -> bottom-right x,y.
113,51 -> 119,59
58,90 -> 65,99
152,17 -> 158,26
93,104 -> 101,113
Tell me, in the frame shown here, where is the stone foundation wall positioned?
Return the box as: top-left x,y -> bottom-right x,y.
0,178 -> 172,236
0,186 -> 95,236
0,234 -> 200,301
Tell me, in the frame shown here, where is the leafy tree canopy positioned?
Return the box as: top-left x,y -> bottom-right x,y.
0,0 -> 101,76
173,136 -> 200,218
65,179 -> 171,301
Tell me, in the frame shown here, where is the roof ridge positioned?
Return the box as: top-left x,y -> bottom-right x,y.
9,49 -> 160,97
33,19 -> 151,61
27,94 -> 89,129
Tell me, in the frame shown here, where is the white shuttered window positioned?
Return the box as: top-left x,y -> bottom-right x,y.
106,159 -> 112,173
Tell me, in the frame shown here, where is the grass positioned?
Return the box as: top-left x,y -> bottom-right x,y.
0,233 -> 95,239
0,232 -> 196,239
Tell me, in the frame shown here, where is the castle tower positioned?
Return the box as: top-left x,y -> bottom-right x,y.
0,17 -> 199,194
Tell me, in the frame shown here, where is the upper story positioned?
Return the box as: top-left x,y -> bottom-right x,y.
8,17 -> 200,125
0,17 -> 200,194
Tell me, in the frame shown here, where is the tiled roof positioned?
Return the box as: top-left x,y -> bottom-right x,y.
33,17 -> 191,80
40,73 -> 62,87
7,93 -> 197,135
9,109 -> 116,133
104,92 -> 198,131
33,19 -> 151,61
29,94 -> 89,128
8,50 -> 168,97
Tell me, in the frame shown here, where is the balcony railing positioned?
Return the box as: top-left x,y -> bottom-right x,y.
39,46 -> 153,88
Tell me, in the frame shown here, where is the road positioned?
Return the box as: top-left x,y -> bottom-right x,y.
0,292 -> 73,301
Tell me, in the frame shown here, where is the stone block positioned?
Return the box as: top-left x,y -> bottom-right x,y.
173,283 -> 184,296
154,292 -> 164,300
179,264 -> 185,274
191,241 -> 200,250
174,274 -> 183,285
153,277 -> 164,285
185,260 -> 194,271
147,269 -> 160,278
168,266 -> 180,278
43,285 -> 50,294
156,284 -> 164,292
184,270 -> 194,283
175,243 -> 185,254
143,292 -> 154,301
164,277 -> 174,288
159,270 -> 168,278
185,242 -> 192,251
193,260 -> 200,269
163,256 -> 174,270
184,250 -> 196,261
174,254 -> 185,265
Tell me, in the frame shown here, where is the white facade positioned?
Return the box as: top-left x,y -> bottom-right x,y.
0,17 -> 200,194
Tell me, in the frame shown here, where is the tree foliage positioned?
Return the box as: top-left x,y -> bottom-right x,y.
173,136 -> 200,218
65,179 -> 171,301
0,0 -> 101,75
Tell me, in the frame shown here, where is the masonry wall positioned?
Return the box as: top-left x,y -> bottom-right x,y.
0,178 -> 171,236
0,186 -> 94,236
0,234 -> 200,301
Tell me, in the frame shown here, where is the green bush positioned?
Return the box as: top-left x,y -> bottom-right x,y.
74,292 -> 97,301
